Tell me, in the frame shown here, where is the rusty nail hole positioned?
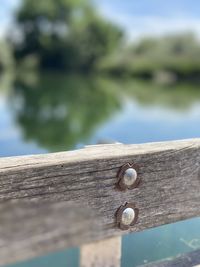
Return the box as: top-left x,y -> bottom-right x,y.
116,202 -> 139,230
117,163 -> 140,191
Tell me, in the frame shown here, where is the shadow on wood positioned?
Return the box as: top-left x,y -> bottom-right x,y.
0,201 -> 99,266
1,139 -> 200,265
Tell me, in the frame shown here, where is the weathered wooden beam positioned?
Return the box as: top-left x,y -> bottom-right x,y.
140,249 -> 200,267
0,201 -> 99,266
0,139 -> 200,264
80,237 -> 121,267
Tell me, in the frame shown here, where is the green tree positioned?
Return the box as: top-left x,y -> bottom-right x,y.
13,0 -> 123,71
99,32 -> 200,81
0,40 -> 14,72
67,12 -> 123,72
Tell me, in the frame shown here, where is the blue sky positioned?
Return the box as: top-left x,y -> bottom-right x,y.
96,0 -> 200,18
0,0 -> 20,37
1,0 -> 200,40
96,0 -> 200,40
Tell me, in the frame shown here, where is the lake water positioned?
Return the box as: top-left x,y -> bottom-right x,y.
1,72 -> 200,266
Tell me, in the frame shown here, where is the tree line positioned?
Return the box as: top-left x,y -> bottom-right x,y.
1,0 -> 200,82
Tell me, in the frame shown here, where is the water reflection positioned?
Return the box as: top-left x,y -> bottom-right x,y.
123,79 -> 200,110
11,74 -> 122,151
4,73 -> 200,153
1,73 -> 200,266
0,71 -> 14,93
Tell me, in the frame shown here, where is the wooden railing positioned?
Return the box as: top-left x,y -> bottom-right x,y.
0,138 -> 200,266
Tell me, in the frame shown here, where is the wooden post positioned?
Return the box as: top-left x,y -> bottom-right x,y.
80,237 -> 121,267
1,139 -> 200,265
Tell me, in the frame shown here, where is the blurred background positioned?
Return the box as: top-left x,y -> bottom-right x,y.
1,0 -> 200,266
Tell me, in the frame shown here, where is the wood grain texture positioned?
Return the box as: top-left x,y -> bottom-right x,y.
140,249 -> 200,267
0,201 -> 99,266
80,237 -> 121,267
0,138 -> 200,264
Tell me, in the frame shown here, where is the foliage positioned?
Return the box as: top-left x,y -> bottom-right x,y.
2,0 -> 200,79
13,0 -> 123,71
0,40 -> 14,72
99,33 -> 200,81
66,15 -> 123,71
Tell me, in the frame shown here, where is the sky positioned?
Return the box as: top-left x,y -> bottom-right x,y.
0,0 -> 20,38
1,0 -> 200,40
96,0 -> 200,40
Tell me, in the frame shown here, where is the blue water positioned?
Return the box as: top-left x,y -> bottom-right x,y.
1,74 -> 200,266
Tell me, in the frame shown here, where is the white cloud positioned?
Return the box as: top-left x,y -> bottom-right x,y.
1,0 -> 200,41
0,0 -> 20,39
124,16 -> 200,40
98,6 -> 200,41
0,23 -> 6,39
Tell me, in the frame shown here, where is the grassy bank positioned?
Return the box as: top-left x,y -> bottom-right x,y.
98,33 -> 200,83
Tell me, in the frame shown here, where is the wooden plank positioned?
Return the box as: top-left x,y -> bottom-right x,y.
0,200 -> 99,266
0,138 -> 200,256
80,237 -> 121,267
140,248 -> 200,267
